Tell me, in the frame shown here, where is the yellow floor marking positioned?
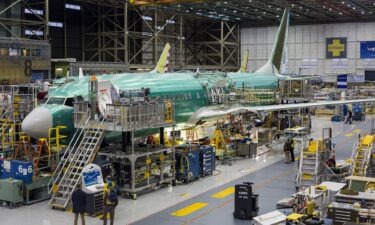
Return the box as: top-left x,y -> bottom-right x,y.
66,208 -> 73,213
180,193 -> 190,198
354,130 -> 362,133
97,213 -> 111,219
211,187 -> 235,199
345,133 -> 353,137
171,202 -> 208,217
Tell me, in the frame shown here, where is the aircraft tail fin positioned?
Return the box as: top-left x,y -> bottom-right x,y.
238,49 -> 249,73
150,43 -> 171,73
79,67 -> 84,78
256,8 -> 290,75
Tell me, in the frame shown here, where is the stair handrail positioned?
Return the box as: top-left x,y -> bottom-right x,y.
296,147 -> 304,185
48,111 -> 90,193
61,116 -> 106,208
0,104 -> 13,141
363,142 -> 373,176
349,141 -> 360,175
314,141 -> 319,184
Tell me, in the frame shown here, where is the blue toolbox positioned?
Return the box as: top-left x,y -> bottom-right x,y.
175,144 -> 201,182
200,145 -> 215,176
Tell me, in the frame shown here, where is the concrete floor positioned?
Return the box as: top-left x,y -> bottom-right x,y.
0,116 -> 371,225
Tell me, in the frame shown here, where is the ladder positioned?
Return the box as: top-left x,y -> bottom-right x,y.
48,115 -> 106,209
297,145 -> 320,189
349,135 -> 374,177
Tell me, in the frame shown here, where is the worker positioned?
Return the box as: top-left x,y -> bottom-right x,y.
72,183 -> 86,225
345,108 -> 353,124
103,176 -> 118,225
290,137 -> 295,162
283,139 -> 291,163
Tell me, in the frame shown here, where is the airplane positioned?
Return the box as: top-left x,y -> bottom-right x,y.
368,47 -> 375,52
21,8 -> 375,141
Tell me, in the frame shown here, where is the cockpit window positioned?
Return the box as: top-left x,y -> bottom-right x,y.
64,97 -> 74,107
46,97 -> 65,105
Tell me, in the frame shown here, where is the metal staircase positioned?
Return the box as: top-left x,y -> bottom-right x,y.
49,114 -> 106,209
297,143 -> 320,189
349,135 -> 374,177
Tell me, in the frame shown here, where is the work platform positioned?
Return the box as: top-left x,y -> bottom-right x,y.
49,86 -> 176,209
73,101 -> 175,132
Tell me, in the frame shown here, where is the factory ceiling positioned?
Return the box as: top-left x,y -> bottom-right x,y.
74,0 -> 375,26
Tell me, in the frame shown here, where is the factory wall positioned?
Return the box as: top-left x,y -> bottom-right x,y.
241,22 -> 375,77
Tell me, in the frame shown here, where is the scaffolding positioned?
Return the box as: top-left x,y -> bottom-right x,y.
0,0 -> 49,40
79,1 -> 240,71
0,84 -> 40,151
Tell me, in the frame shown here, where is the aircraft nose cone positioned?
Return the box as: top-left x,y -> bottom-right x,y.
22,107 -> 53,139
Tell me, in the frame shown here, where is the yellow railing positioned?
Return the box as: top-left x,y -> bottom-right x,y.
1,122 -> 22,151
48,126 -> 67,153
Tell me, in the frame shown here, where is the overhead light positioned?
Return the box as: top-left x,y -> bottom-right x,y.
329,8 -> 332,11
353,7 -> 356,10
339,12 -> 343,15
362,11 -> 365,14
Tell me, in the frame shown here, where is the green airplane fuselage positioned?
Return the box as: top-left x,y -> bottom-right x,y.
33,71 -> 278,141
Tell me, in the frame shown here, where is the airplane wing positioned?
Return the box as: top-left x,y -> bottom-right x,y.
185,98 -> 375,127
277,73 -> 343,81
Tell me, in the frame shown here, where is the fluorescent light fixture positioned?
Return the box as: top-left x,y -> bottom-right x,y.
65,4 -> 81,10
48,22 -> 63,28
25,8 -> 43,15
142,15 -> 153,21
25,29 -> 43,36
